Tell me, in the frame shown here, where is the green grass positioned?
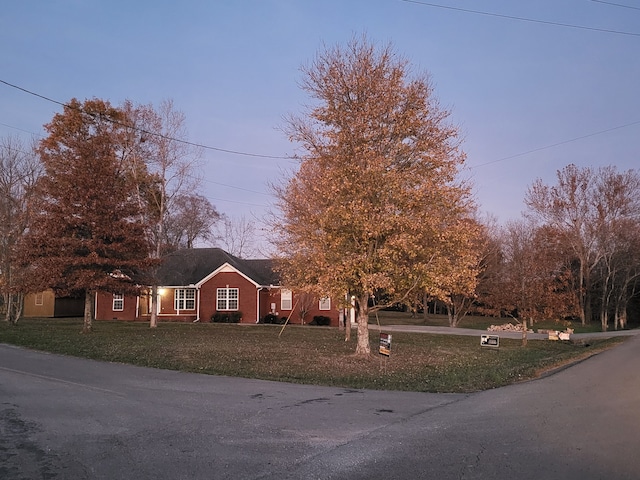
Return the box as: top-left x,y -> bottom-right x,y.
0,318 -> 624,393
369,310 -> 613,334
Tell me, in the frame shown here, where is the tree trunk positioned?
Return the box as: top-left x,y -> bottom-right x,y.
13,293 -> 23,325
355,294 -> 370,355
578,261 -> 587,326
619,307 -> 628,330
422,291 -> 429,321
345,295 -> 353,342
4,293 -> 14,324
600,309 -> 608,332
446,305 -> 454,327
82,290 -> 93,334
150,284 -> 158,328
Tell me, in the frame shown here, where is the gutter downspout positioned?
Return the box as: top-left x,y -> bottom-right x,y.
256,287 -> 260,323
195,287 -> 201,323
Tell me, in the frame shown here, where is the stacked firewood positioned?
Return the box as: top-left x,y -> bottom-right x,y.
487,323 -> 531,332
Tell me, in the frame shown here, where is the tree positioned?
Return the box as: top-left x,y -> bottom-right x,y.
526,165 -> 640,329
163,194 -> 221,250
216,215 -> 259,258
0,135 -> 42,324
590,168 -> 640,330
433,217 -> 485,327
121,100 -> 202,327
525,165 -> 601,325
18,98 -> 153,333
273,36 -> 473,355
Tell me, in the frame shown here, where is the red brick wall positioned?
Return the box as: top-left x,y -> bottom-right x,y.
95,291 -> 138,321
199,272 -> 259,323
265,289 -> 340,326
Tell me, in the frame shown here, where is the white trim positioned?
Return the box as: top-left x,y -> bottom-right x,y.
112,293 -> 124,311
196,262 -> 262,288
281,289 -> 293,310
255,288 -> 261,323
174,288 -> 196,311
216,287 -> 239,311
196,288 -> 201,322
319,297 -> 331,311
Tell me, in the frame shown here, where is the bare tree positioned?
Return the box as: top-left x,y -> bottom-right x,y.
164,194 -> 221,250
216,215 -> 259,258
0,135 -> 42,324
526,165 -> 601,325
122,100 -> 202,328
526,165 -> 640,329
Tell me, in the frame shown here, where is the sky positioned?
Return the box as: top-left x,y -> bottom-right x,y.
2,0 -> 639,252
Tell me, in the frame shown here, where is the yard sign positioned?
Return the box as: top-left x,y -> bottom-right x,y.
379,333 -> 392,356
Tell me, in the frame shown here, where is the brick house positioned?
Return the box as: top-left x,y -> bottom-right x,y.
94,248 -> 339,326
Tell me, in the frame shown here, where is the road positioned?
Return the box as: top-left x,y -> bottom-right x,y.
1,334 -> 639,479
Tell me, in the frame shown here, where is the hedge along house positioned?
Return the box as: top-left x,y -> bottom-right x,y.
94,248 -> 340,326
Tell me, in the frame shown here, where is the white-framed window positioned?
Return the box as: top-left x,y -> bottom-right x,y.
281,289 -> 292,310
35,292 -> 44,306
217,287 -> 239,311
319,297 -> 331,311
174,288 -> 196,310
112,293 -> 124,311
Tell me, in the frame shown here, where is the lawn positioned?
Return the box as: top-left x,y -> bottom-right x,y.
0,318 -> 624,393
369,310 -> 609,333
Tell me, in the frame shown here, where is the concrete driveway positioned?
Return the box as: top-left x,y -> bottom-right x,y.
1,332 -> 639,479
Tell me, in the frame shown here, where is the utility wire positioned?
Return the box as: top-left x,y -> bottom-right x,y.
468,119 -> 640,169
0,79 -> 296,161
400,0 -> 640,37
590,0 -> 640,11
3,81 -> 639,177
0,121 -> 273,198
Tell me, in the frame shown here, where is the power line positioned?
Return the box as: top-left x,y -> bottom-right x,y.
590,0 -> 640,11
0,120 -> 274,198
3,81 -> 638,180
468,119 -> 640,169
0,79 -> 296,161
400,0 -> 640,37
0,122 -> 42,137
200,193 -> 270,208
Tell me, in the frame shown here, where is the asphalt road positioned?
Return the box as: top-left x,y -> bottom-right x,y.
1,334 -> 640,479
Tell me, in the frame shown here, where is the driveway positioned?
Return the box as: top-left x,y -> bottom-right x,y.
370,323 -> 640,340
1,334 -> 639,479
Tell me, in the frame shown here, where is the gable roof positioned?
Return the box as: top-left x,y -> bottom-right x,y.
155,248 -> 279,287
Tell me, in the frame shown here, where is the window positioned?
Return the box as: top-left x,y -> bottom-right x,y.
112,293 -> 124,311
35,293 -> 44,306
319,297 -> 331,311
281,289 -> 292,310
174,289 -> 196,310
217,287 -> 239,311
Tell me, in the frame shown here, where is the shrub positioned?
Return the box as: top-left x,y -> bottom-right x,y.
261,313 -> 279,324
310,315 -> 331,326
211,311 -> 242,323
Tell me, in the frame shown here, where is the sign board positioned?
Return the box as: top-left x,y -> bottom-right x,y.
480,334 -> 499,348
379,333 -> 392,356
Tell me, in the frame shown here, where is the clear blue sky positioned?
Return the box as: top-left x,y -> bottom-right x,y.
2,1 -> 639,249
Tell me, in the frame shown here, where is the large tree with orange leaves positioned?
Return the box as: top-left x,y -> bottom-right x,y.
19,98 -> 153,333
273,37 -> 476,354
